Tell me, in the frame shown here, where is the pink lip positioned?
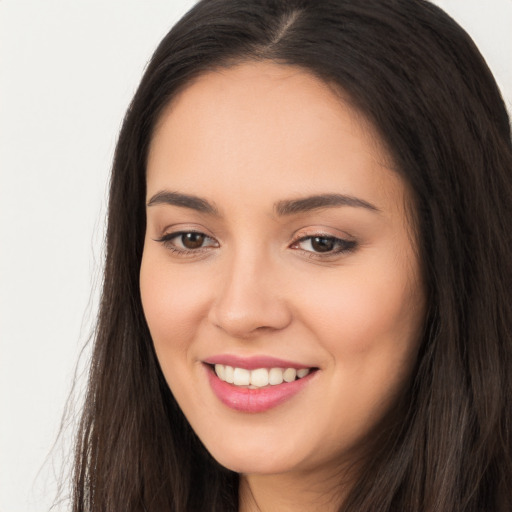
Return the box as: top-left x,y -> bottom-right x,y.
204,364 -> 317,413
204,354 -> 312,370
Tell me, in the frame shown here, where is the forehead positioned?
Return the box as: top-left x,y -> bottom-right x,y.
146,61 -> 403,214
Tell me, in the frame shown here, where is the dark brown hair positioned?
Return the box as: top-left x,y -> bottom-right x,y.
71,1 -> 512,510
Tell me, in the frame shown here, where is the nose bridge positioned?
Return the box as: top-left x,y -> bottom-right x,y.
209,242 -> 291,337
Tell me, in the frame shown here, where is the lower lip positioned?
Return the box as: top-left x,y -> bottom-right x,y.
205,365 -> 316,413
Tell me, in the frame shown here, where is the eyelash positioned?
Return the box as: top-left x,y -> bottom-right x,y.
154,231 -> 357,259
291,234 -> 357,258
154,231 -> 218,257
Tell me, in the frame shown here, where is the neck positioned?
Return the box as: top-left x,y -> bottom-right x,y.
238,468 -> 350,512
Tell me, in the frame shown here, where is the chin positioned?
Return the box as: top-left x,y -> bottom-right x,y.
214,452 -> 298,475
204,437 -> 307,475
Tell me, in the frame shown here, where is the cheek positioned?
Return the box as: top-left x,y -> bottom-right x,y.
298,265 -> 424,435
139,250 -> 211,355
292,258 -> 424,364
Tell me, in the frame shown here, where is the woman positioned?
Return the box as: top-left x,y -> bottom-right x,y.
72,0 -> 512,510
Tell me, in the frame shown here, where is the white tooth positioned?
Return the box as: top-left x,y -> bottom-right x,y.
283,368 -> 297,382
214,364 -> 225,380
269,368 -> 284,385
233,367 -> 250,386
224,365 -> 234,383
250,368 -> 269,387
297,368 -> 310,378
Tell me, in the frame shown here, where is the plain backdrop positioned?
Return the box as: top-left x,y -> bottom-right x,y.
0,1 -> 511,511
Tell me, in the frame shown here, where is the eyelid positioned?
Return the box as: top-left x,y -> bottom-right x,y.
290,226 -> 355,244
154,222 -> 217,242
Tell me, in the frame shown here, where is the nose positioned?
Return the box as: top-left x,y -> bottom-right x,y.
208,250 -> 292,338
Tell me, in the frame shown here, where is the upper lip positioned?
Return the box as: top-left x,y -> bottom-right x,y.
203,354 -> 315,370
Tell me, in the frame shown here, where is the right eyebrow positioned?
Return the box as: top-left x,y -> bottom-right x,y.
147,190 -> 219,215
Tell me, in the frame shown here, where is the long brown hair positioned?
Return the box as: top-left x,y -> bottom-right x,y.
71,1 -> 512,510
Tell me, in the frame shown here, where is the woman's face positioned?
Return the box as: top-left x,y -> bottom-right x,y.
140,62 -> 425,477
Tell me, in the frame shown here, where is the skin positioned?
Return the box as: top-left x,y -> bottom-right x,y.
140,61 -> 426,511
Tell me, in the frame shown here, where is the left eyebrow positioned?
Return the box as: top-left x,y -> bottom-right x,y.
274,194 -> 380,216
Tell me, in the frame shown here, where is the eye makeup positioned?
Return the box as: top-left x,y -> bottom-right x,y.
154,228 -> 358,260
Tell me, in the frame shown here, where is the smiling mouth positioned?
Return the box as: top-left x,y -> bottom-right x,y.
204,362 -> 319,413
208,363 -> 318,389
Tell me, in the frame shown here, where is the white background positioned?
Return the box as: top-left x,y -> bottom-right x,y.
0,1 -> 510,511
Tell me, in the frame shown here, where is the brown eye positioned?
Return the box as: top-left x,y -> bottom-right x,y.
292,234 -> 357,256
181,232 -> 205,249
155,230 -> 218,254
310,236 -> 335,252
